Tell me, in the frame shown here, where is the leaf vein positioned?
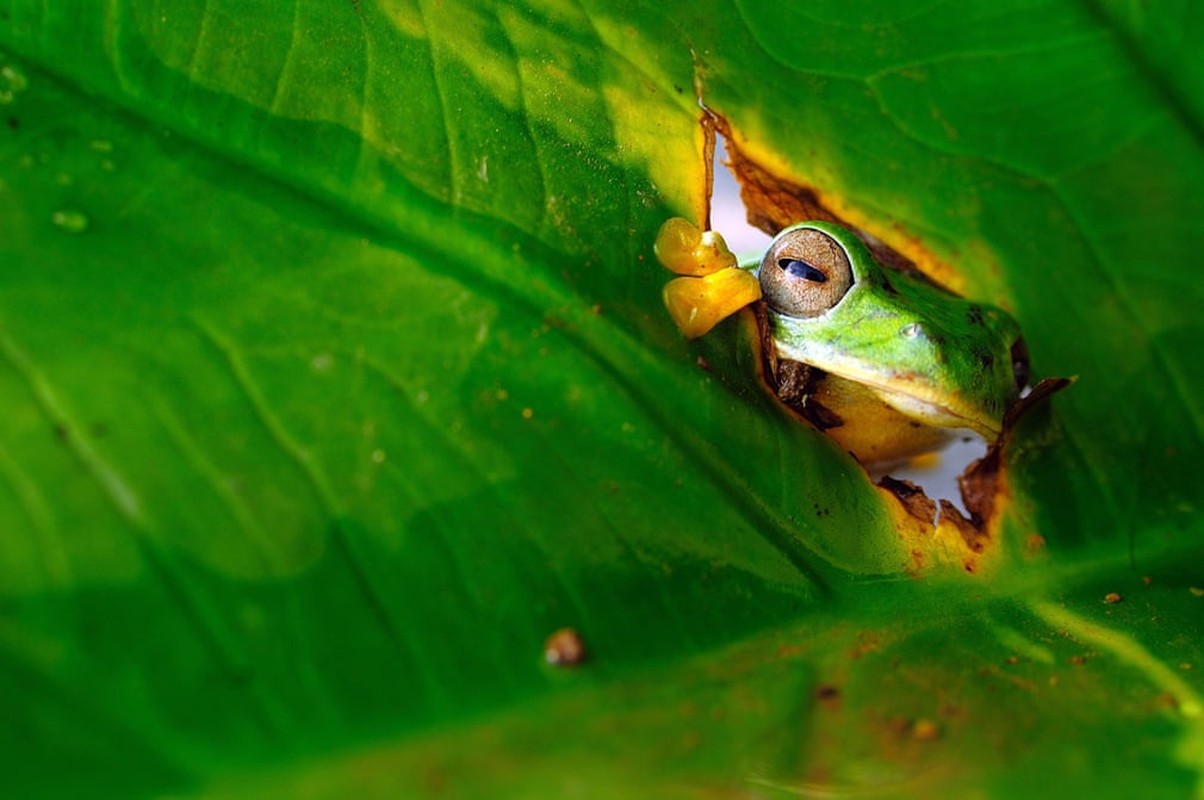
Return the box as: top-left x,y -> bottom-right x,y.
0,330 -> 149,528
414,0 -> 458,202
190,314 -> 342,516
267,0 -> 300,116
1048,184 -> 1204,439
357,351 -> 600,649
1081,0 -> 1204,147
145,393 -> 285,577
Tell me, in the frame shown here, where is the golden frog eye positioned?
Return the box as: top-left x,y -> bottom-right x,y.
759,228 -> 854,318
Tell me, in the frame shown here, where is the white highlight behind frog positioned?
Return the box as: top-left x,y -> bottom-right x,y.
711,140 -> 980,516
711,142 -> 772,256
884,437 -> 986,518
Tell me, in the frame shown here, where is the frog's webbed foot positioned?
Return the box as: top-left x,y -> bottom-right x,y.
654,217 -> 761,338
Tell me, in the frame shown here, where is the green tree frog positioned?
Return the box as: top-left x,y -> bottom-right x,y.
655,218 -> 1031,466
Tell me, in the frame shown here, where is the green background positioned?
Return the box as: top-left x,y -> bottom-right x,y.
1,1 -> 1201,796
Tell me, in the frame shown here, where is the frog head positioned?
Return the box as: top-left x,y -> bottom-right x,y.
754,222 -> 1028,438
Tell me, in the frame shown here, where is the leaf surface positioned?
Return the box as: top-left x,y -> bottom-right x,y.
0,1 -> 1201,796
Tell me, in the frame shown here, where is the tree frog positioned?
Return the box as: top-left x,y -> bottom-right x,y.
655,218 -> 1031,466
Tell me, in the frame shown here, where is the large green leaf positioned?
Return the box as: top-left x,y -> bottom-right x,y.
1,1 -> 1201,796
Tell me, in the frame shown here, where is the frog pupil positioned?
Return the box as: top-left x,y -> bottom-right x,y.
779,258 -> 827,283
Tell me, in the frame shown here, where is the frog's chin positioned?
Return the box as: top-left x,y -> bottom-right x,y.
867,383 -> 1001,440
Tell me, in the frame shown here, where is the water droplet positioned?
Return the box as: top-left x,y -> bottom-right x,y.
901,323 -> 923,338
52,209 -> 89,234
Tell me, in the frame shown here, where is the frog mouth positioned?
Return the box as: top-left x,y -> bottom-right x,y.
781,343 -> 1002,438
767,336 -> 1003,440
865,381 -> 1001,439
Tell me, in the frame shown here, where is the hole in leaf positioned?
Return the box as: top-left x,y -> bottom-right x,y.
707,131 -> 982,525
876,437 -> 987,520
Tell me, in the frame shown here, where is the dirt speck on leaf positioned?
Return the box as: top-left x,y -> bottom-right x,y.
544,628 -> 587,667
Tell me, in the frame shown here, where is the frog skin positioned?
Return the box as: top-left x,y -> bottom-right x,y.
750,221 -> 1029,464
654,217 -> 1031,466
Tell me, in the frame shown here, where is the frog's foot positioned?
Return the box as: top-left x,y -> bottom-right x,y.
654,217 -> 739,276
653,217 -> 761,338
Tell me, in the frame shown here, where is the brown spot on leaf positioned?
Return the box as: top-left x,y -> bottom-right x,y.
1103,592 -> 1123,605
1155,692 -> 1179,711
815,684 -> 840,700
912,719 -> 940,741
544,628 -> 587,667
849,631 -> 883,660
814,684 -> 841,710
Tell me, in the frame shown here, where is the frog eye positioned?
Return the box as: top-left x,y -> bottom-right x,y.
759,228 -> 854,318
1011,336 -> 1030,390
